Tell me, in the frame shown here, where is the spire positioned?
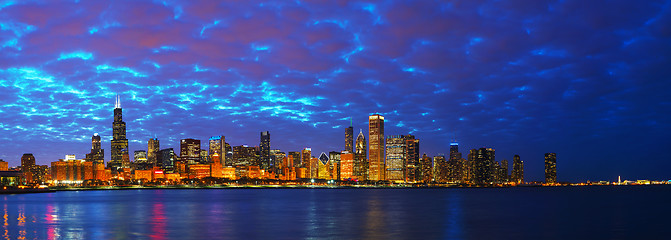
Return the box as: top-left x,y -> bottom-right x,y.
350,117 -> 353,127
115,94 -> 121,108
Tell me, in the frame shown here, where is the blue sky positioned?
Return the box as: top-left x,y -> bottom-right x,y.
0,0 -> 670,182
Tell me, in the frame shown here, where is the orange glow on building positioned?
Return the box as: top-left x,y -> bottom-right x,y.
340,153 -> 354,180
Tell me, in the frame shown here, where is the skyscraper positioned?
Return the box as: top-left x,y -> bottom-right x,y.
419,154 -> 433,182
180,139 -> 201,164
545,153 -> 557,184
354,130 -> 367,180
260,131 -> 271,171
511,155 -> 524,184
385,135 -> 406,181
110,95 -> 129,171
368,114 -> 384,181
500,159 -> 509,183
474,148 -> 495,184
148,138 -> 159,166
405,135 -> 419,182
345,126 -> 354,153
86,133 -> 104,165
21,153 -> 36,183
209,136 -> 225,165
447,142 -> 462,182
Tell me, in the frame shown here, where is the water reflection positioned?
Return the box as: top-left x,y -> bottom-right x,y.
0,187 -> 667,239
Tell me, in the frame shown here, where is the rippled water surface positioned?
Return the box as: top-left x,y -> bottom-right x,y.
2,186 -> 670,239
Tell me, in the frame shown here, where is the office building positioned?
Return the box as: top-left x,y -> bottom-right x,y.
148,138 -> 160,165
209,136 -> 225,166
385,135 -> 406,181
340,152 -> 354,180
110,95 -> 129,171
511,155 -> 524,183
85,133 -> 104,165
405,135 -> 419,182
368,114 -> 385,181
545,153 -> 557,184
345,126 -> 353,153
260,131 -> 271,171
354,130 -> 368,180
21,153 -> 36,184
180,138 -> 201,164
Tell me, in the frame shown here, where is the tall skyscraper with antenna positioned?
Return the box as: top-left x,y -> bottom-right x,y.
109,95 -> 129,171
345,123 -> 353,153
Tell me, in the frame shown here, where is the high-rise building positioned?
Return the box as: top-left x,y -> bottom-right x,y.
260,131 -> 271,171
545,153 -> 557,184
385,135 -> 406,181
339,152 -> 354,180
158,148 -> 178,172
148,138 -> 159,166
500,159 -> 509,183
180,139 -> 201,164
318,152 -> 330,179
474,148 -> 495,184
433,155 -> 447,182
447,142 -> 462,182
511,155 -> 524,184
86,133 -> 104,165
209,136 -> 225,166
345,126 -> 354,153
301,148 -> 312,172
21,153 -> 36,183
288,151 -> 301,168
354,130 -> 368,180
419,154 -> 433,182
231,145 -> 259,167
368,114 -> 385,181
405,135 -> 419,182
110,95 -> 129,171
134,150 -> 147,162
329,151 -> 341,180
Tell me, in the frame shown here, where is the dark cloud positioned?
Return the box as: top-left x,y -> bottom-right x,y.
0,0 -> 669,182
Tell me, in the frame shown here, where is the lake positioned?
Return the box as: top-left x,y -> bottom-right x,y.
2,186 -> 670,239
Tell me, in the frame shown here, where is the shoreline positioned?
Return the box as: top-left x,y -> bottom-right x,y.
2,184 -> 667,194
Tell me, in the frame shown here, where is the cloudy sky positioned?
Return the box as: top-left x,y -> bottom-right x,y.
0,0 -> 669,182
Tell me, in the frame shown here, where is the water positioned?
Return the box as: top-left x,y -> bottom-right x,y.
1,186 -> 670,239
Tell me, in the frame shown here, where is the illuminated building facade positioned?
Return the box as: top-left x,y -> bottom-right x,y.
85,133 -> 104,165
0,160 -> 7,171
419,154 -> 432,182
310,157 -> 319,179
354,130 -> 368,180
474,148 -> 495,184
21,153 -> 36,183
318,152 -> 330,179
301,148 -> 312,174
232,145 -> 259,167
329,151 -> 341,180
288,152 -> 301,168
447,142 -> 462,182
51,155 -> 94,185
405,135 -> 419,182
433,156 -> 447,182
158,148 -> 178,172
110,95 -> 129,171
500,159 -> 509,183
545,153 -> 557,184
345,126 -> 353,153
511,155 -> 524,183
188,164 -> 211,179
368,114 -> 385,181
209,136 -> 225,165
148,138 -> 160,165
385,135 -> 406,181
340,153 -> 354,180
260,131 -> 271,171
180,138 -> 201,164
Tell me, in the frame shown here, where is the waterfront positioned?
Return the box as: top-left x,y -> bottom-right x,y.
2,186 -> 670,239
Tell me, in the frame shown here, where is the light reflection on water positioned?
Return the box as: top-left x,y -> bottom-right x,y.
0,187 -> 669,239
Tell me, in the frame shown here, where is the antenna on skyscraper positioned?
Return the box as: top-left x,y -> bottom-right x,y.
350,117 -> 353,127
114,94 -> 121,108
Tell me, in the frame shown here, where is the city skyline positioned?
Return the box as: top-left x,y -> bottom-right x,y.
0,1 -> 670,182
